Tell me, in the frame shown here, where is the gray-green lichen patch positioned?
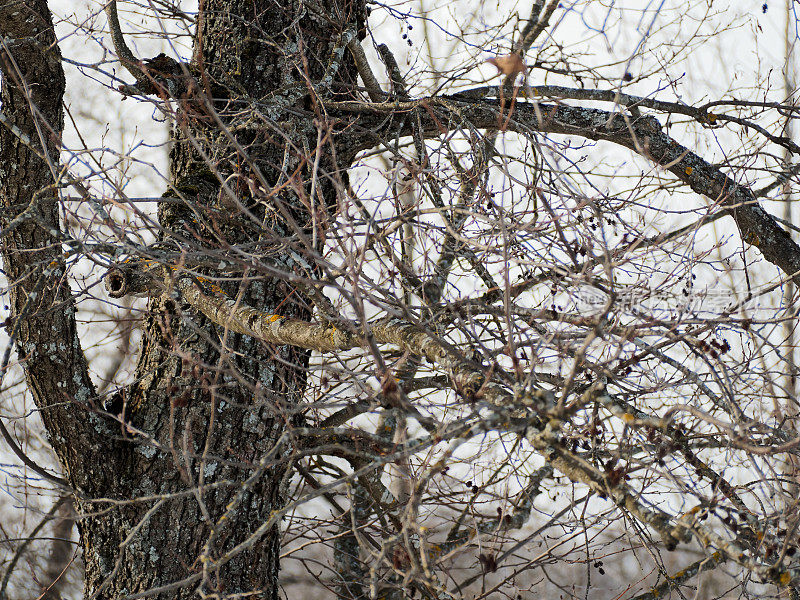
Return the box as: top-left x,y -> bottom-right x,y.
203,461 -> 218,477
135,443 -> 158,459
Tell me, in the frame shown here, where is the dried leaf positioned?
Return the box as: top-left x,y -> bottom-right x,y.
486,53 -> 527,78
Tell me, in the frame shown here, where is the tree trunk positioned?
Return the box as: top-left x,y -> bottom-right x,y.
1,0 -> 364,597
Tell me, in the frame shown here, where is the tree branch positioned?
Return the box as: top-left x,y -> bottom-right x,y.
342,96 -> 800,286
103,0 -> 149,89
101,260 -> 796,580
0,0 -> 107,493
104,263 -> 552,411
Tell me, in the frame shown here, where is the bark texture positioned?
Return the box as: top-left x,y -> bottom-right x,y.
0,2 -> 108,491
81,1 -> 365,598
6,1 -> 800,598
1,0 -> 364,598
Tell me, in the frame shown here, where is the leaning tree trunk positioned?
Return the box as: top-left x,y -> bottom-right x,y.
1,0 -> 364,598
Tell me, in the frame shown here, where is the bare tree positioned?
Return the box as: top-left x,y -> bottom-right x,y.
2,1 -> 800,599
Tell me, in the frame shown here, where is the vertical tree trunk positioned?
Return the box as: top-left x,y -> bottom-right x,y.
2,0 -> 364,597
0,1 -> 104,492
82,0 -> 365,597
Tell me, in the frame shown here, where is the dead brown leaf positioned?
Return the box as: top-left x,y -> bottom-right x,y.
485,53 -> 527,78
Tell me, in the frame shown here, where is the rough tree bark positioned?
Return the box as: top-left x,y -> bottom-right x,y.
6,1 -> 800,598
1,0 -> 364,598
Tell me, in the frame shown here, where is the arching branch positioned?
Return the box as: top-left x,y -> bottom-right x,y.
104,0 -> 149,88
342,96 -> 800,286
